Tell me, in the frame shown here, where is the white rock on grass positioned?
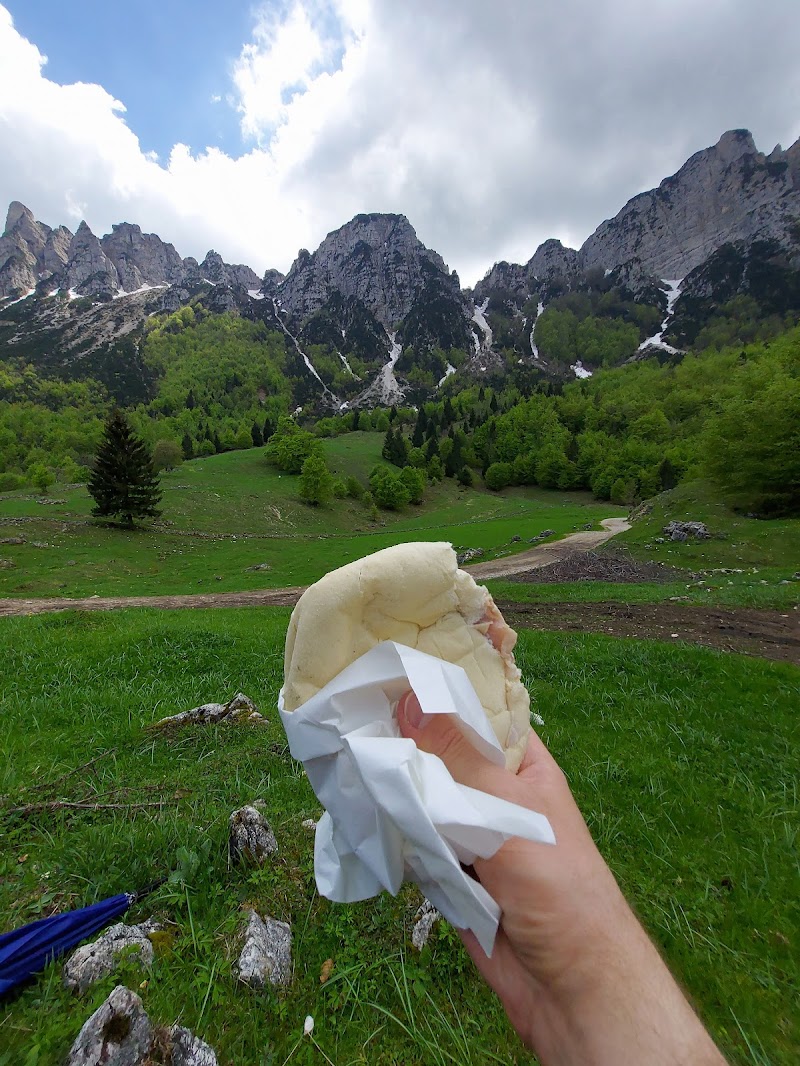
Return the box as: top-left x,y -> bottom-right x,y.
65,985 -> 151,1066
63,920 -> 161,994
237,910 -> 292,987
153,692 -> 266,728
411,899 -> 440,951
65,985 -> 218,1066
228,804 -> 278,866
169,1025 -> 218,1066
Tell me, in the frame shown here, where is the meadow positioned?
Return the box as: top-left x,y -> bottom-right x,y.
0,434 -> 621,598
1,436 -> 798,610
0,609 -> 797,1064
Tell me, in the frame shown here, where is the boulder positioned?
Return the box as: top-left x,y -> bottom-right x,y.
228,804 -> 278,866
153,692 -> 265,728
169,1025 -> 218,1066
411,899 -> 440,951
65,985 -> 151,1066
237,910 -> 292,987
63,919 -> 160,994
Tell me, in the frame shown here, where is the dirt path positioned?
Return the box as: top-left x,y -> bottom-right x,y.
465,518 -> 631,579
1,517 -> 796,663
1,590 -> 796,665
0,587 -> 305,616
498,601 -> 799,665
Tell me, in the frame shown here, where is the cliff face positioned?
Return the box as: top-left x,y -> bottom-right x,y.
276,212 -> 467,328
580,130 -> 800,278
0,203 -> 261,299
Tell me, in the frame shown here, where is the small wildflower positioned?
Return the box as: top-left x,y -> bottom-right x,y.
304,1016 -> 314,1036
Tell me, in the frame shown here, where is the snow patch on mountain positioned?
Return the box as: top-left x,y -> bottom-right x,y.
471,299 -> 492,352
637,279 -> 683,354
438,362 -> 456,387
570,360 -> 592,379
1,288 -> 34,307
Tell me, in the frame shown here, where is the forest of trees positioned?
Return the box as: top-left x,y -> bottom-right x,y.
1,300 -> 797,516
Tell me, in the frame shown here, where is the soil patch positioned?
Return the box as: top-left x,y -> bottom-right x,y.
497,601 -> 800,665
0,588 -> 305,616
509,548 -> 688,584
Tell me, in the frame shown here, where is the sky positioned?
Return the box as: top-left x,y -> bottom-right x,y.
1,1 -> 799,287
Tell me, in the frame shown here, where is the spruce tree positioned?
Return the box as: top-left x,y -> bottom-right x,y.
251,421 -> 264,448
88,410 -> 162,528
181,433 -> 194,460
411,408 -> 427,447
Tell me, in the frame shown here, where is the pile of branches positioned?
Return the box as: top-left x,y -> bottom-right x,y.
511,549 -> 687,585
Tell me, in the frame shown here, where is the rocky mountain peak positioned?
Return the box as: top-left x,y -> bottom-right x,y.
277,211 -> 457,326
581,129 -> 800,277
5,200 -> 38,235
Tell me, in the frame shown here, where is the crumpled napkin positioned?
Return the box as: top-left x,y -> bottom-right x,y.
279,640 -> 555,955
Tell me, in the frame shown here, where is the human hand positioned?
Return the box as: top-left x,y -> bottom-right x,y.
397,691 -> 726,1066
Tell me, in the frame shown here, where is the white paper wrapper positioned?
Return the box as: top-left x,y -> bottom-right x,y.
279,641 -> 555,956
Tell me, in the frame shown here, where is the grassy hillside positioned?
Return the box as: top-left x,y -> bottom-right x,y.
1,609 -> 797,1064
0,434 -> 622,597
487,479 -> 800,609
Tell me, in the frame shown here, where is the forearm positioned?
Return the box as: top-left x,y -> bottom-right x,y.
530,908 -> 726,1066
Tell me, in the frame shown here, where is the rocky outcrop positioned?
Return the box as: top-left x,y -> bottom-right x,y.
0,201 -> 265,301
65,222 -> 120,296
0,201 -> 73,297
581,130 -> 800,277
473,239 -> 581,305
102,222 -> 185,291
475,130 -> 800,309
189,250 -> 261,291
277,213 -> 466,328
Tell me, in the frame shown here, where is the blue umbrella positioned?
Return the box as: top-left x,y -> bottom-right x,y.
0,885 -> 159,997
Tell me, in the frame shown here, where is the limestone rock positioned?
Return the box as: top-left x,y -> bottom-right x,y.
168,1025 -> 218,1066
65,221 -> 119,297
101,223 -> 185,291
237,910 -> 292,987
276,212 -> 465,328
411,899 -> 440,951
63,919 -> 160,994
664,521 -> 710,540
153,692 -> 265,728
65,985 -> 151,1066
65,985 -> 218,1066
581,130 -> 800,278
228,804 -> 278,866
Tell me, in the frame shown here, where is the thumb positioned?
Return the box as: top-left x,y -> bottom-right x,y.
396,690 -> 524,807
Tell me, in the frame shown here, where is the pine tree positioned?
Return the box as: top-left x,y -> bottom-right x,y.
181,433 -> 194,460
251,422 -> 264,448
411,408 -> 427,447
88,410 -> 162,528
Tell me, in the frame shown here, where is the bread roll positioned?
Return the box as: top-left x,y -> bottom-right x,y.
283,541 -> 531,771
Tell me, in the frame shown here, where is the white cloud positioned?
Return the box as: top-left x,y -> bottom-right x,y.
1,1 -> 799,287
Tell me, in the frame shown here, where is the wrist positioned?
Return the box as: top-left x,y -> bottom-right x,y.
527,905 -> 725,1066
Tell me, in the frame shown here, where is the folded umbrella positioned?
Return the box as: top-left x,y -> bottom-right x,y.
0,883 -> 160,997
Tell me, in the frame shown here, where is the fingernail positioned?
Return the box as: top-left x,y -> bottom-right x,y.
399,691 -> 428,731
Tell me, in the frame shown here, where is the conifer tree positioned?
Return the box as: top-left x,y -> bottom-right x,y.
251,421 -> 264,448
181,433 -> 194,460
88,410 -> 162,528
411,408 -> 427,447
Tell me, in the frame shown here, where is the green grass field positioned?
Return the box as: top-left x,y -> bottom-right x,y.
0,436 -> 622,597
1,609 -> 798,1064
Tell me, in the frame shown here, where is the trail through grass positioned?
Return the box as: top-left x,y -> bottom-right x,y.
1,609 -> 797,1064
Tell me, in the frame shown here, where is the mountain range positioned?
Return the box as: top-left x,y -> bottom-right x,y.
1,128 -> 799,409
